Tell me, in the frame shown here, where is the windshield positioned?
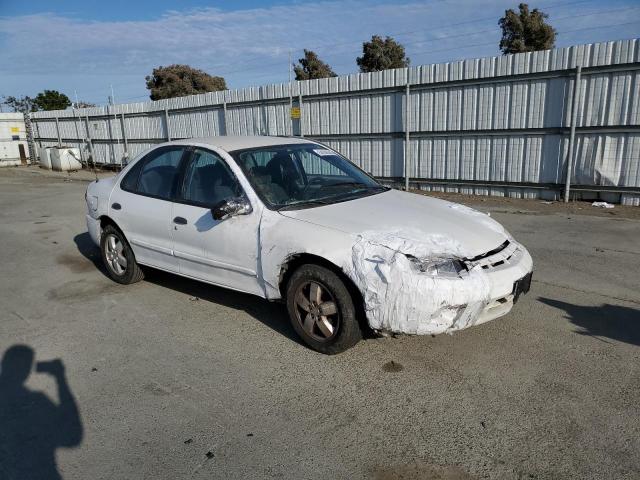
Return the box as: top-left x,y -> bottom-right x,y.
230,143 -> 388,210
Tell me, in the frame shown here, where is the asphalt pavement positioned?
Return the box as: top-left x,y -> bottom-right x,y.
0,166 -> 638,479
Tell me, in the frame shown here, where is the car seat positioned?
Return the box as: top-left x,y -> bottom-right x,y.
266,153 -> 299,196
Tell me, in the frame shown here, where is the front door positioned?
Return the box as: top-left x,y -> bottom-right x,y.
171,148 -> 261,295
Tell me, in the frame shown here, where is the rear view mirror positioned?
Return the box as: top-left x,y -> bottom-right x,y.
212,197 -> 252,221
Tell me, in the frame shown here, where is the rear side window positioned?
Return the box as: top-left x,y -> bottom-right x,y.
120,160 -> 144,192
136,148 -> 185,200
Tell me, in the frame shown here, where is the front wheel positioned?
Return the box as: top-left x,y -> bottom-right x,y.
286,264 -> 362,354
100,224 -> 144,284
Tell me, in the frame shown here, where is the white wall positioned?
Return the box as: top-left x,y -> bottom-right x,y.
0,113 -> 29,165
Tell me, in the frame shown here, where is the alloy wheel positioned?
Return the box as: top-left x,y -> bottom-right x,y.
104,233 -> 128,276
294,281 -> 340,341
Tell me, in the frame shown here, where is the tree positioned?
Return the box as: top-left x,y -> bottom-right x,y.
33,90 -> 72,111
499,3 -> 556,54
2,95 -> 37,113
293,50 -> 337,80
145,64 -> 227,100
356,35 -> 410,73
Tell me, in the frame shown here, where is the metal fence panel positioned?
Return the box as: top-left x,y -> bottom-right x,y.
29,39 -> 640,203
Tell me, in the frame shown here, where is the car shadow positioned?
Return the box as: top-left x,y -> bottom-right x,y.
73,231 -> 106,274
539,297 -> 640,347
73,232 -> 303,347
0,345 -> 83,480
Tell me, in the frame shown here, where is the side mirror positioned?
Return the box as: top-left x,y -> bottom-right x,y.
212,197 -> 252,221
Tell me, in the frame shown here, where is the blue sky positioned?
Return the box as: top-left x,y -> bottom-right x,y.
1,0 -> 638,106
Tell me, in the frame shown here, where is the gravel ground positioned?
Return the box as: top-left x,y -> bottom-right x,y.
0,166 -> 638,480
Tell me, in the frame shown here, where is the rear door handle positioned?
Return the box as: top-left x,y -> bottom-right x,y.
111,203 -> 121,210
173,216 -> 188,225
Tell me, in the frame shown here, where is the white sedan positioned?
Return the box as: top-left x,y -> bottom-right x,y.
85,136 -> 533,353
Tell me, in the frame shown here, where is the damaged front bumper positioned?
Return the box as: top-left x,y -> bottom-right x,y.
86,214 -> 101,247
346,231 -> 534,336
474,270 -> 532,327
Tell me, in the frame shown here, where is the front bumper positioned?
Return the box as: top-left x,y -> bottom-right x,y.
475,271 -> 532,326
469,244 -> 533,326
350,232 -> 534,335
86,214 -> 101,247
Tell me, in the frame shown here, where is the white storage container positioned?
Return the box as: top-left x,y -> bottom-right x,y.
0,142 -> 21,166
40,147 -> 53,169
0,113 -> 28,166
50,147 -> 82,171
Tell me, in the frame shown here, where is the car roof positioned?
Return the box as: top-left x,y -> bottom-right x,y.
169,136 -> 317,152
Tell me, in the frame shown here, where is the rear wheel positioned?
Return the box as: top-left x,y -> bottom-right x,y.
286,264 -> 362,354
100,224 -> 144,284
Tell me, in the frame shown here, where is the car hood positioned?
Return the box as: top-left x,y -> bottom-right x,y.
278,189 -> 509,258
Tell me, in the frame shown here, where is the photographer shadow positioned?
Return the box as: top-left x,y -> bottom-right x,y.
0,345 -> 83,480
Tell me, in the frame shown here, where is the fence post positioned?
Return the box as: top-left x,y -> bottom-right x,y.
120,113 -> 128,162
291,96 -> 301,137
106,105 -> 116,165
404,79 -> 411,191
84,115 -> 96,167
222,99 -> 228,135
55,116 -> 61,147
260,86 -> 268,135
298,93 -> 304,137
72,108 -> 85,164
34,117 -> 42,149
564,65 -> 582,203
110,105 -> 122,168
164,107 -> 171,141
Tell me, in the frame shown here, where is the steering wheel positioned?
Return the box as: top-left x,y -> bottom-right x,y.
297,177 -> 325,199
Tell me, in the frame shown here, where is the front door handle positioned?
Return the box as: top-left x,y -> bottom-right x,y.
173,216 -> 188,225
111,203 -> 121,210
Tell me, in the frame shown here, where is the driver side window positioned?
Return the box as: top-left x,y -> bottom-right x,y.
181,149 -> 241,207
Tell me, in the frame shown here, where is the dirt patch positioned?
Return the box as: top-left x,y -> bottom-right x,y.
56,253 -> 96,273
372,462 -> 476,480
143,382 -> 172,396
35,227 -> 60,235
382,360 -> 404,373
413,190 -> 640,220
1,165 -> 113,183
47,279 -> 122,302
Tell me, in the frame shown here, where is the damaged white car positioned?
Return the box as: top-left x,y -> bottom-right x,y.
85,136 -> 532,354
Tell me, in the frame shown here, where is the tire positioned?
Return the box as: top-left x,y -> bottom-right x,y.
286,264 -> 362,354
100,224 -> 144,284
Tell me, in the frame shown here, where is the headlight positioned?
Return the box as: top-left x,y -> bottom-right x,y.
408,256 -> 467,277
87,195 -> 98,212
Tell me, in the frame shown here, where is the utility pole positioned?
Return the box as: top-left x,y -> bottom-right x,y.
289,50 -> 293,135
288,50 -> 292,87
72,90 -> 86,165
108,85 -> 122,168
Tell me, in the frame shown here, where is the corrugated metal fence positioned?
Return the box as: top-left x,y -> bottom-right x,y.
29,39 -> 640,204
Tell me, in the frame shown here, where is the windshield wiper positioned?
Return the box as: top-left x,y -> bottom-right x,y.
276,199 -> 330,211
321,181 -> 371,189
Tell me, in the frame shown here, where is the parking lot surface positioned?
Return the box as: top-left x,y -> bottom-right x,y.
1,167 -> 638,479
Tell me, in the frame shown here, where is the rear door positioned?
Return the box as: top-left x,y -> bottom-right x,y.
109,146 -> 187,272
171,147 -> 262,295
